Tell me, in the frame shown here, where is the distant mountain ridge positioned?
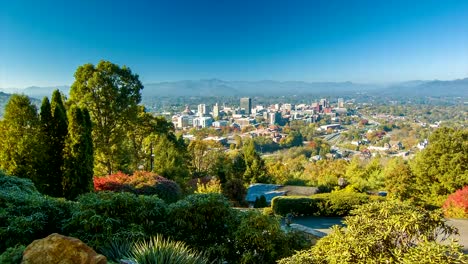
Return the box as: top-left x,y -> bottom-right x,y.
142,79 -> 380,97
1,78 -> 466,99
381,78 -> 468,97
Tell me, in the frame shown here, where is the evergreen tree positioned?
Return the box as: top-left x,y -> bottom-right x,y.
62,106 -> 94,200
0,95 -> 42,183
242,140 -> 268,183
39,90 -> 68,196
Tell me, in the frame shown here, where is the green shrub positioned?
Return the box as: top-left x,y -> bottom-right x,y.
0,245 -> 26,264
128,235 -> 210,264
253,195 -> 268,208
233,210 -> 311,264
0,174 -> 73,252
313,190 -> 370,216
271,196 -> 327,216
167,193 -> 237,261
271,190 -> 374,217
64,192 -> 168,248
279,200 -> 465,264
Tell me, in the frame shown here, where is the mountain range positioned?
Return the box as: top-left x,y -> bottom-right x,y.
1,78 -> 467,100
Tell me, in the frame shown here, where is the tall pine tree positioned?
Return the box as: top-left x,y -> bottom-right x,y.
62,106 -> 94,200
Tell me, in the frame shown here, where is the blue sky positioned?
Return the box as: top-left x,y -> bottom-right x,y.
1,0 -> 467,87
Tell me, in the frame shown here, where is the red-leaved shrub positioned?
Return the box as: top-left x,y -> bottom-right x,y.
93,171 -> 181,203
443,186 -> 468,218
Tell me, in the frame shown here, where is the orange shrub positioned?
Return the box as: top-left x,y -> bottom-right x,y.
93,171 -> 181,203
443,186 -> 468,218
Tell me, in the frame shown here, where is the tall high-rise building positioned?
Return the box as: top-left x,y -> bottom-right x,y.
197,104 -> 206,117
240,97 -> 252,115
212,103 -> 219,119
320,98 -> 328,108
337,98 -> 344,108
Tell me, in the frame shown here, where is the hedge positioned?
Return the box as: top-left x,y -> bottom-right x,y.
271,191 -> 377,216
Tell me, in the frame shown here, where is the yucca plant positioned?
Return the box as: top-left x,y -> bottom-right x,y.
98,238 -> 134,263
128,235 -> 210,264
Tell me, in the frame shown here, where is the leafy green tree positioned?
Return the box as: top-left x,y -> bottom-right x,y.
126,106 -> 175,171
62,106 -> 94,199
411,127 -> 468,206
151,134 -> 189,185
69,60 -> 143,175
243,140 -> 269,183
280,130 -> 303,148
39,90 -> 68,197
384,157 -> 415,201
0,95 -> 43,183
279,200 -> 465,264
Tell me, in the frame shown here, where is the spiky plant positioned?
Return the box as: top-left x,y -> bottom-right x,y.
128,235 -> 210,264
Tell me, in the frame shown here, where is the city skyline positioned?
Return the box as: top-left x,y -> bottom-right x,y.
1,0 -> 468,88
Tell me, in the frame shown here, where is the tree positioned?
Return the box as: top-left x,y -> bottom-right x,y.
279,200 -> 466,264
384,157 -> 415,201
243,140 -> 269,184
69,60 -> 143,175
126,106 -> 175,171
62,106 -> 94,200
411,127 -> 468,206
39,90 -> 68,197
151,134 -> 189,185
0,95 -> 43,183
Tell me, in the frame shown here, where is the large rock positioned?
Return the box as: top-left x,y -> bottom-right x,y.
22,233 -> 107,264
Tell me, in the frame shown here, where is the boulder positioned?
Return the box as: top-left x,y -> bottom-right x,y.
22,233 -> 107,264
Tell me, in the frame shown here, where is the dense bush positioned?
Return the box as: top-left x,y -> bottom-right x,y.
0,173 -> 73,252
64,192 -> 168,249
222,178 -> 248,207
0,245 -> 26,264
93,171 -> 182,203
233,210 -> 310,264
167,193 -> 237,261
271,190 -> 374,216
313,189 -> 371,216
271,196 -> 326,216
279,200 -> 466,264
443,186 -> 468,218
1,174 -> 308,264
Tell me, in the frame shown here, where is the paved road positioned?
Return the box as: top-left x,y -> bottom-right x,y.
447,219 -> 468,253
294,216 -> 468,253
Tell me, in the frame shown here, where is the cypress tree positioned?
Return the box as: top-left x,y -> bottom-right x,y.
38,90 -> 68,197
62,106 -> 94,200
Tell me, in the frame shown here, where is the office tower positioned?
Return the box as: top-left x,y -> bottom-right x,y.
240,97 -> 252,115
213,103 -> 219,119
197,104 -> 206,117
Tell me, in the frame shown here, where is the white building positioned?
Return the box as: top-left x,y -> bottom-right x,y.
197,104 -> 207,117
193,116 -> 213,128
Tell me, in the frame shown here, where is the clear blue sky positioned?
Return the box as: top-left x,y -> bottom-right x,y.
1,0 -> 467,87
